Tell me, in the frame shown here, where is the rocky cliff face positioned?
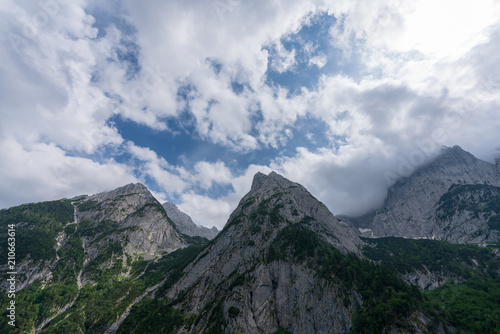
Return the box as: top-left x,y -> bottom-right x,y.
363,146 -> 500,243
0,183 -> 188,291
6,172 -> 494,333
76,183 -> 187,257
159,172 -> 438,334
162,202 -> 219,240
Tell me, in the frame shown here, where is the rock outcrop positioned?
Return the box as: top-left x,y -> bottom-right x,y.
76,183 -> 187,257
162,201 -> 219,240
361,146 -> 500,243
163,172 -> 436,333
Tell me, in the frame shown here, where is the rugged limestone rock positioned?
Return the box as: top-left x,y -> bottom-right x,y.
162,201 -> 219,240
163,172 -> 437,333
76,183 -> 187,258
401,269 -> 454,291
362,146 -> 500,243
0,183 -> 189,291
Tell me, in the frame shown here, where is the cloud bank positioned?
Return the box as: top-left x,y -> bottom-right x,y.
1,0 -> 500,228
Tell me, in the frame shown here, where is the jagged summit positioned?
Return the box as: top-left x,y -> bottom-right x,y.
363,145 -> 500,242
76,183 -> 187,256
244,171 -> 310,203
249,171 -> 296,191
163,172 -> 437,333
95,182 -> 151,199
227,171 -> 362,253
168,171 -> 364,300
162,201 -> 219,240
434,145 -> 487,170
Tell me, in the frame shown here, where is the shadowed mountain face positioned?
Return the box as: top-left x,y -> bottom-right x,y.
141,172 -> 444,334
0,183 -> 188,291
1,170 -> 499,333
0,183 -> 193,333
162,201 -> 219,240
358,146 -> 500,243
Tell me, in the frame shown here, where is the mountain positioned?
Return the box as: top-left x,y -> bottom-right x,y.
120,172 -> 449,333
77,183 -> 187,257
359,145 -> 500,243
1,171 -> 499,333
162,202 -> 219,240
0,183 -> 194,333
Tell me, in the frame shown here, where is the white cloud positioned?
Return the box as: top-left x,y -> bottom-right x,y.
0,0 -> 125,153
308,53 -> 327,68
127,142 -> 188,194
178,193 -> 233,229
269,42 -> 297,73
178,164 -> 272,228
118,0 -> 331,148
0,137 -> 137,208
1,0 -> 500,228
194,161 -> 232,189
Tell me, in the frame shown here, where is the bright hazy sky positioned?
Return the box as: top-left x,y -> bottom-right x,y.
1,0 -> 500,228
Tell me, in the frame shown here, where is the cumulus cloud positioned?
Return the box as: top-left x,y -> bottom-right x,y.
0,137 -> 137,208
308,53 -> 327,68
178,164 -> 272,228
0,0 -> 123,151
268,42 -> 297,73
1,0 -> 500,230
127,142 -> 188,195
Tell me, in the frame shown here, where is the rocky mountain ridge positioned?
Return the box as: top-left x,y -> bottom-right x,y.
1,167 -> 499,333
162,201 -> 219,240
76,183 -> 187,258
357,145 -> 500,243
147,172 -> 443,333
0,182 -> 194,333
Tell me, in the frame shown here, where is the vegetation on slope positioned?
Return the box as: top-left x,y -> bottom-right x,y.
0,198 -> 207,333
0,200 -> 74,262
268,222 -> 428,333
362,237 -> 498,278
0,242 -> 206,333
436,184 -> 500,231
2,194 -> 500,333
363,236 -> 500,333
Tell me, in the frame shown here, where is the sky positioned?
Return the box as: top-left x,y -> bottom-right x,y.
1,0 -> 500,229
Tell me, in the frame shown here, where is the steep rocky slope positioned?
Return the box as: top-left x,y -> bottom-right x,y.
0,183 -> 192,333
76,183 -> 187,258
116,172 -> 444,334
2,172 -> 499,333
162,201 -> 219,240
166,172 -> 363,333
363,146 -> 500,243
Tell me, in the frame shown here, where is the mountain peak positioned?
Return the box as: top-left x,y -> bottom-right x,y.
89,183 -> 153,205
367,145 -> 500,242
162,201 -> 219,240
435,145 -> 477,165
226,171 -> 362,254
250,171 -> 301,194
76,183 -> 187,257
108,182 -> 150,196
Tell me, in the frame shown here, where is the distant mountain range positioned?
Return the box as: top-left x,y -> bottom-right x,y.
0,145 -> 499,333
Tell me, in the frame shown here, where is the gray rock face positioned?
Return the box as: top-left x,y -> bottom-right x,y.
0,183 -> 189,292
364,146 -> 500,243
401,268 -> 455,291
77,183 -> 187,257
165,172 -> 431,333
162,201 -> 219,240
